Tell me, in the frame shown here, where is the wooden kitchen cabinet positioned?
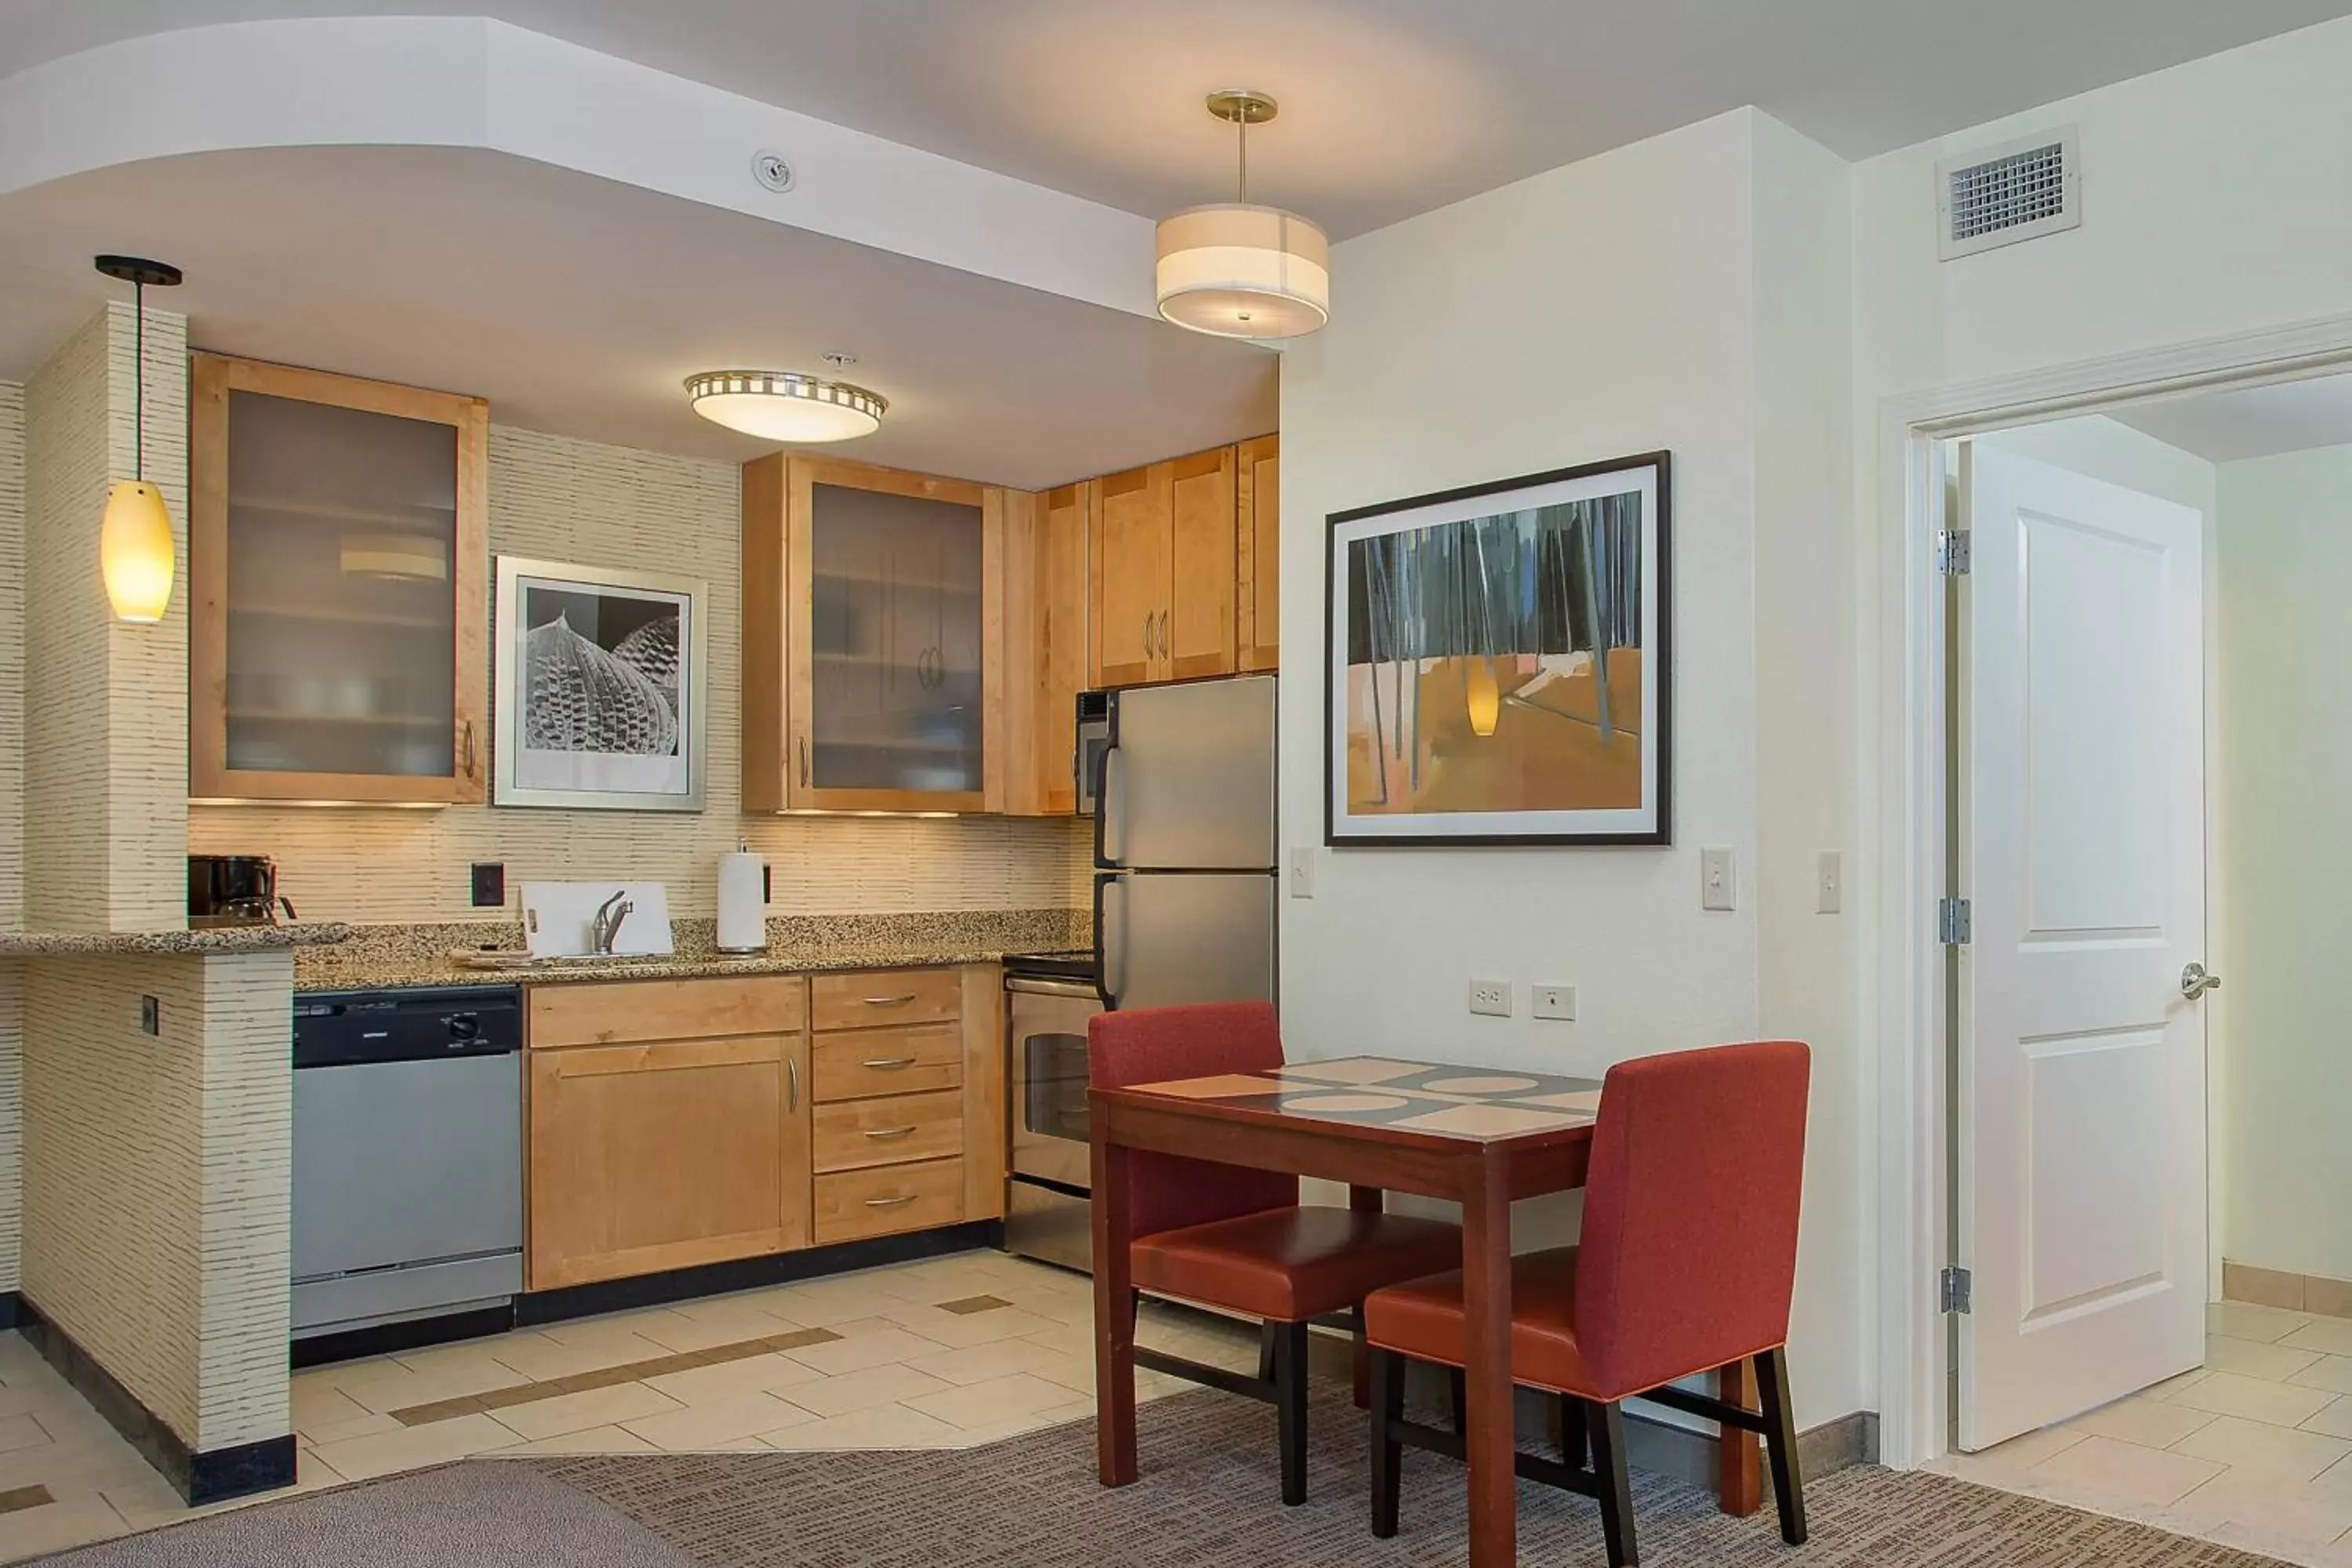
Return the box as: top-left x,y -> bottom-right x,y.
525,975 -> 811,1290
1001,481 -> 1089,816
528,1031 -> 811,1290
188,353 -> 489,804
742,455 -> 1007,814
524,964 -> 1000,1290
1236,435 -> 1280,673
1088,445 -> 1250,688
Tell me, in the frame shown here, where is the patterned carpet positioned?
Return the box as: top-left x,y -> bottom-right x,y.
39,1389 -> 2293,1567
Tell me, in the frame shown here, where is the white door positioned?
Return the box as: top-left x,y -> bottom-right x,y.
1956,441 -> 2209,1450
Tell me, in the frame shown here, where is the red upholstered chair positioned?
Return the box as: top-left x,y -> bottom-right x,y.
1089,1002 -> 1464,1506
1362,1040 -> 1812,1566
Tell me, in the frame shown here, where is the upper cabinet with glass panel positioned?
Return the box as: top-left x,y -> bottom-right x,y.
742,456 -> 1006,813
190,354 -> 488,804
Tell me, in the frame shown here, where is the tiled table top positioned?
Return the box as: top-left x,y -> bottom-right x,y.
1129,1056 -> 1605,1142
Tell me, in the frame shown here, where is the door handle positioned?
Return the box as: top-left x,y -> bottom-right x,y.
1154,609 -> 1168,659
798,735 -> 811,789
863,1125 -> 918,1142
2181,963 -> 2221,1000
861,1056 -> 918,1070
460,718 -> 477,779
786,1056 -> 800,1112
862,994 -> 917,1007
864,1193 -> 918,1209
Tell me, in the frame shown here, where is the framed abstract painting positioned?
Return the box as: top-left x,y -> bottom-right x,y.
492,556 -> 710,811
1323,452 -> 1671,846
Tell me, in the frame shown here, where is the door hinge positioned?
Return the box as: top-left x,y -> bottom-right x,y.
1936,529 -> 1972,575
1937,897 -> 1972,945
1940,1266 -> 1973,1315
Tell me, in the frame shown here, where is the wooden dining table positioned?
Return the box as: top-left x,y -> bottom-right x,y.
1090,1055 -> 1761,1567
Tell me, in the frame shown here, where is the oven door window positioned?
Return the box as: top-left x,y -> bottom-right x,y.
1022,1031 -> 1092,1145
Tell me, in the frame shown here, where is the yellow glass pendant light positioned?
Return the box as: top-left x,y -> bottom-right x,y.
94,256 -> 183,624
1155,91 -> 1330,341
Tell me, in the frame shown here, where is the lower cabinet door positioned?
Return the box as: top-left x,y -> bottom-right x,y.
528,1033 -> 811,1290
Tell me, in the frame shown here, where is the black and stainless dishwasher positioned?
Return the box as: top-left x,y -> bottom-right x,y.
292,987 -> 524,1339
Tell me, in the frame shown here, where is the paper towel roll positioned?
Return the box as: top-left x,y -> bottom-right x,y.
717,844 -> 766,953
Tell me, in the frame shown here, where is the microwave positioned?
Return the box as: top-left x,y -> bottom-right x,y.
1073,690 -> 1111,818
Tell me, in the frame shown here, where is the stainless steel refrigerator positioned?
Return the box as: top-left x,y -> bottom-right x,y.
1090,673 -> 1277,1011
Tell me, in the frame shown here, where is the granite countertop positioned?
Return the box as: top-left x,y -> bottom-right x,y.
0,922 -> 358,957
292,909 -> 1090,993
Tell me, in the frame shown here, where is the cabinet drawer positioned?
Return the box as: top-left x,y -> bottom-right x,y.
812,1089 -> 964,1174
810,968 -> 961,1033
529,976 -> 807,1047
811,1022 -> 964,1102
814,1157 -> 966,1244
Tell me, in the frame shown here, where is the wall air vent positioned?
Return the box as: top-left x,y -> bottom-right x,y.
1936,127 -> 2080,260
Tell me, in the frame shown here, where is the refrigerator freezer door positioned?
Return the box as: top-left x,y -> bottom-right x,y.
1097,675 -> 1276,871
1096,870 -> 1276,1011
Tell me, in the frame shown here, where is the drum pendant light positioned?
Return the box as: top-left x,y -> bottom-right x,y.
1155,91 -> 1330,341
93,255 -> 183,624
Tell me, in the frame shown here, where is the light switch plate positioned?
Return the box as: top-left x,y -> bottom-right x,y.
1534,984 -> 1577,1021
1817,851 -> 1843,914
1290,848 -> 1315,899
1469,978 -> 1512,1017
1701,847 -> 1737,912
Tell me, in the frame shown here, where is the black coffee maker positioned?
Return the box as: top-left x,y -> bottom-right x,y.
187,855 -> 296,927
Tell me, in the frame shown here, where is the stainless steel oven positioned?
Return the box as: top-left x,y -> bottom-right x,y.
1004,963 -> 1101,1272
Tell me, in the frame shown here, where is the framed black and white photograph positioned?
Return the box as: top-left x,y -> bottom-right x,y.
493,556 -> 709,811
1325,451 -> 1671,847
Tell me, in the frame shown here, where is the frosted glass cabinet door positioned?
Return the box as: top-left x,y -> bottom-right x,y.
770,459 -> 1004,812
191,354 -> 489,804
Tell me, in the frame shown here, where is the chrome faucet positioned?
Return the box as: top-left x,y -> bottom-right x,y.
590,889 -> 633,956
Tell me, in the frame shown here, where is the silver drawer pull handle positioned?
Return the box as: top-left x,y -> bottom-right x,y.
862,994 -> 918,1007
862,1056 -> 918,1070
864,1125 -> 917,1141
864,1193 -> 917,1209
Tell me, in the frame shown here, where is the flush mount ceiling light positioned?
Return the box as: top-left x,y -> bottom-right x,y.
1155,90 -> 1330,342
94,254 -> 183,622
684,368 -> 886,443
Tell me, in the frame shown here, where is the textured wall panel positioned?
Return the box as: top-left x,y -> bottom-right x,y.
1,383 -> 24,1291
192,425 -> 1091,924
20,952 -> 291,1450
21,306 -> 188,933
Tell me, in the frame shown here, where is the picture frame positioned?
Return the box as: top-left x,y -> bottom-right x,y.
1323,452 -> 1671,847
493,555 -> 710,811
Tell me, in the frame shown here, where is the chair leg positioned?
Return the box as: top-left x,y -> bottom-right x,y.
1369,1348 -> 1405,1537
1755,1347 -> 1807,1546
1448,1366 -> 1468,1438
1586,1399 -> 1639,1568
1560,1393 -> 1590,1470
1352,1305 -> 1371,1410
1257,1320 -> 1278,1385
1273,1319 -> 1310,1506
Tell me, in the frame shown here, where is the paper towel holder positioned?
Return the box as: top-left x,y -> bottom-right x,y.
717,840 -> 768,954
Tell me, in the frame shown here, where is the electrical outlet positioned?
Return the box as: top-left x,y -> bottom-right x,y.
470,862 -> 506,909
1701,847 -> 1737,912
1468,978 -> 1512,1018
1290,847 -> 1315,899
1534,984 -> 1577,1021
1817,851 -> 1842,914
139,996 -> 160,1036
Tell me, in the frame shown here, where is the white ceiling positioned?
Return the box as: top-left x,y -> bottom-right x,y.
7,0 -> 2352,238
0,147 -> 1276,490
2114,376 -> 2352,463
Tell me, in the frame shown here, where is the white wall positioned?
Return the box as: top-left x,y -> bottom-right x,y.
1280,109 -> 1867,1428
2212,441 -> 2352,1283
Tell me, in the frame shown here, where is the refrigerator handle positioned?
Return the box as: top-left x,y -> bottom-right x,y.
1091,739 -> 1123,870
1092,872 -> 1125,1011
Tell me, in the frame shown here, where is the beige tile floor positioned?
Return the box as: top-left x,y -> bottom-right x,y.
0,1250 -> 1258,1563
1932,1301 -> 2352,1565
